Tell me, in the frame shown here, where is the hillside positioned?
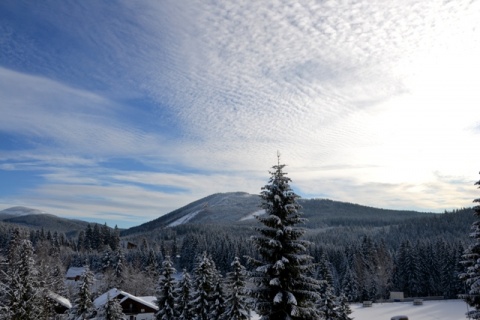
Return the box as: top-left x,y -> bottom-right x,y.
0,206 -> 47,219
0,207 -> 98,238
122,192 -> 435,236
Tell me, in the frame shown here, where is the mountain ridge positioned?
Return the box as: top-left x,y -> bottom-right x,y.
121,192 -> 435,236
0,206 -> 104,238
0,193 -> 439,237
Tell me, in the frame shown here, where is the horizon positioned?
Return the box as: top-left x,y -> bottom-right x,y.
0,191 -> 464,229
1,1 -> 479,228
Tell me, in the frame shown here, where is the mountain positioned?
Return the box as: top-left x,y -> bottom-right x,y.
122,192 -> 435,236
0,206 -> 96,238
0,206 -> 47,219
122,192 -> 261,235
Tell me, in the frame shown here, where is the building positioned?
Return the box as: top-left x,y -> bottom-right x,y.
65,267 -> 86,281
94,288 -> 158,320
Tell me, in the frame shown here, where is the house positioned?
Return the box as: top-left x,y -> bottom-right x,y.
65,267 -> 86,281
94,288 -> 158,320
65,266 -> 102,295
127,241 -> 138,250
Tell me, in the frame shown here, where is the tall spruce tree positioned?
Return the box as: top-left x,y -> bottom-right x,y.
156,256 -> 177,320
191,252 -> 219,320
222,257 -> 251,320
0,231 -> 42,320
176,269 -> 193,320
317,285 -> 338,320
336,293 -> 353,320
211,280 -> 226,320
248,155 -> 322,319
317,253 -> 338,319
341,265 -> 359,302
460,174 -> 480,319
69,265 -> 95,320
98,293 -> 126,320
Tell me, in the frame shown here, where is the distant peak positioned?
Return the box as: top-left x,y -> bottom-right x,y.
0,206 -> 47,216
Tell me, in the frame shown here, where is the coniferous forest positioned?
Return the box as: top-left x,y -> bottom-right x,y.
0,160 -> 477,319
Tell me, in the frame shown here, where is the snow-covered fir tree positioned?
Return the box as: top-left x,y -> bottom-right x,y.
156,256 -> 177,320
191,252 -> 220,320
222,257 -> 251,320
460,174 -> 480,319
317,253 -> 334,290
98,293 -> 125,320
318,285 -> 339,320
0,230 -> 42,320
69,265 -> 95,320
336,293 -> 353,320
113,247 -> 125,289
317,253 -> 338,319
341,265 -> 359,302
145,249 -> 160,281
176,269 -> 193,320
248,155 -> 323,319
211,280 -> 226,320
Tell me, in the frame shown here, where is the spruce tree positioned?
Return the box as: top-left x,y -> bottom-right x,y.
0,230 -> 42,320
156,256 -> 177,320
336,293 -> 353,320
176,269 -> 193,320
191,252 -> 218,320
222,257 -> 251,320
69,265 -> 95,319
113,247 -> 125,289
341,265 -> 359,302
318,285 -> 338,320
102,293 -> 126,320
211,280 -> 226,320
248,155 -> 322,319
460,173 -> 480,319
317,253 -> 338,319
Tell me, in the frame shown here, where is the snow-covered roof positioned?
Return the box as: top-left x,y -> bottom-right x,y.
138,296 -> 157,305
47,291 -> 72,309
94,288 -> 158,311
65,267 -> 86,278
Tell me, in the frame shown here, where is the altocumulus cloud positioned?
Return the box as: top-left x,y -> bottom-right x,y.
0,0 -> 479,227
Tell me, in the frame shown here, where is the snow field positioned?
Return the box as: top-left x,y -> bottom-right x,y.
251,299 -> 469,320
350,299 -> 469,320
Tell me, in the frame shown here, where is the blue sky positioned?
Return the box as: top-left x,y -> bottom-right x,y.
1,0 -> 479,228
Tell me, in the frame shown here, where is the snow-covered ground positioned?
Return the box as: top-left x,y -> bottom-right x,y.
351,299 -> 469,320
251,300 -> 469,320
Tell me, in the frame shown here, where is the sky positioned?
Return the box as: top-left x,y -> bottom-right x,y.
0,0 -> 479,228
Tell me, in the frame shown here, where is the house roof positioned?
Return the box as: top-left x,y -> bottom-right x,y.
46,291 -> 72,309
65,267 -> 86,278
138,296 -> 157,305
93,288 -> 158,311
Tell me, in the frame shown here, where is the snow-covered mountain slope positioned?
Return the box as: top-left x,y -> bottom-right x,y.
123,192 -> 263,235
167,210 -> 202,227
122,191 -> 435,236
0,206 -> 100,237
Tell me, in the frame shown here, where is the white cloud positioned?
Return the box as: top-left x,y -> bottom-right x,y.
0,67 -> 172,157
